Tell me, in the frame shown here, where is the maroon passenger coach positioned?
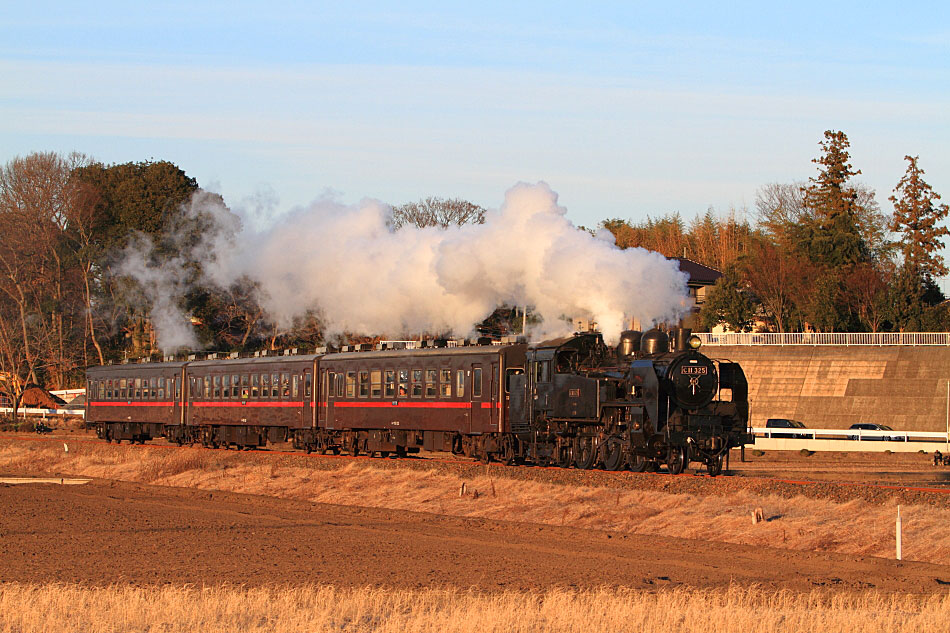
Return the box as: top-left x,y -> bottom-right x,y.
86,343 -> 527,459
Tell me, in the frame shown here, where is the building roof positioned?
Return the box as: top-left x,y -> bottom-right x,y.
672,257 -> 723,285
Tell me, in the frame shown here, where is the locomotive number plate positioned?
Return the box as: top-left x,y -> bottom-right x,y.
569,389 -> 581,397
681,366 -> 707,375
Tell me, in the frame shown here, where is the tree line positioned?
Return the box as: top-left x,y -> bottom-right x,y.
0,129 -> 946,409
603,131 -> 949,334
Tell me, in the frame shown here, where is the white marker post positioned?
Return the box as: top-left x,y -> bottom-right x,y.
896,505 -> 902,561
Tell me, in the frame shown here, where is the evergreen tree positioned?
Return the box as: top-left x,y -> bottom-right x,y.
697,264 -> 756,332
795,131 -> 869,267
889,155 -> 950,279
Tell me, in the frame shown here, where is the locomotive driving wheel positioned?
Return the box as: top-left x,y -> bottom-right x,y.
601,435 -> 626,471
666,445 -> 687,475
628,453 -> 648,473
574,435 -> 598,470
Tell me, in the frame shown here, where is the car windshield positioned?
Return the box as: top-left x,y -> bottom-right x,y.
791,421 -> 805,428
880,425 -> 893,430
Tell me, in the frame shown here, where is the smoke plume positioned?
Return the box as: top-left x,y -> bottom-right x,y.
127,182 -> 690,349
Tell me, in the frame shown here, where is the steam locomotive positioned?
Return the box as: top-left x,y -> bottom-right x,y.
85,328 -> 751,475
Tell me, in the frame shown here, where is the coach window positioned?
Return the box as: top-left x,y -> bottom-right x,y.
397,370 -> 408,397
411,369 -> 423,397
370,370 -> 382,398
456,370 -> 464,397
222,375 -> 230,398
384,370 -> 395,398
158,378 -> 165,400
175,377 -> 181,401
152,377 -> 159,399
440,369 -> 452,397
292,375 -> 300,398
212,375 -> 219,399
326,372 -> 335,399
358,371 -> 369,398
261,373 -> 269,399
271,373 -> 279,398
281,373 -> 290,398
425,369 -> 437,398
241,375 -> 250,400
346,372 -> 356,398
336,374 -> 344,398
134,377 -> 142,400
305,373 -> 312,398
250,374 -> 258,398
231,375 -> 239,399
106,380 -> 112,399
473,367 -> 483,398
204,376 -> 211,399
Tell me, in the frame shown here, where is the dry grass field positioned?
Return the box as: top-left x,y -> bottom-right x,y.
2,583 -> 949,633
1,439 -> 948,565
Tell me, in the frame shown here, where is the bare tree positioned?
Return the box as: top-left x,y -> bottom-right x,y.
390,197 -> 486,230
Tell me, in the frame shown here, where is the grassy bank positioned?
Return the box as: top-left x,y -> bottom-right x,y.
1,583 -> 947,633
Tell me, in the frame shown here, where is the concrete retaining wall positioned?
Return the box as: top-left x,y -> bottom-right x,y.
706,346 -> 950,432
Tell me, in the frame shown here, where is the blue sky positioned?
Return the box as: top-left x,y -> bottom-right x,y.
2,1 -> 948,232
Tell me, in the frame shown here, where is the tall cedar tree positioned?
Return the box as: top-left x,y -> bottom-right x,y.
889,155 -> 950,279
795,130 -> 869,267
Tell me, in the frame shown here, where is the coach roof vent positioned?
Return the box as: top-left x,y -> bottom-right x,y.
282,348 -> 298,356
314,346 -> 327,354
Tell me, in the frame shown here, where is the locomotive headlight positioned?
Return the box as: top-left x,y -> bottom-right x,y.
688,335 -> 702,350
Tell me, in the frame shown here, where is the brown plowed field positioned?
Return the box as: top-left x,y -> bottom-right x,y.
2,479 -> 948,593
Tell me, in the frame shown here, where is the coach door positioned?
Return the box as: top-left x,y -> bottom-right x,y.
470,363 -> 487,433
318,369 -> 329,428
303,369 -> 313,427
488,362 -> 499,431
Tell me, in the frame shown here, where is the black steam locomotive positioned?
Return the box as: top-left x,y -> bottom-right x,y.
513,328 -> 750,475
86,328 -> 750,475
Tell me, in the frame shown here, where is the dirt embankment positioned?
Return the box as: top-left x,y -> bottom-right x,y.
2,479 -> 948,594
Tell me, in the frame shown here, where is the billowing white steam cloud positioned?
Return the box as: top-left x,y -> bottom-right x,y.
128,182 -> 690,350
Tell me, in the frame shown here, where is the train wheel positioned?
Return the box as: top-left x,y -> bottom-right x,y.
629,454 -> 648,473
602,436 -> 626,471
574,436 -> 598,470
706,454 -> 724,476
666,446 -> 686,475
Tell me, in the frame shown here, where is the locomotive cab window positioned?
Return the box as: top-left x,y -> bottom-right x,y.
535,360 -> 551,383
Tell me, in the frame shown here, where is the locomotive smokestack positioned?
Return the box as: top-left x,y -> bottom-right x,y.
674,328 -> 692,352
